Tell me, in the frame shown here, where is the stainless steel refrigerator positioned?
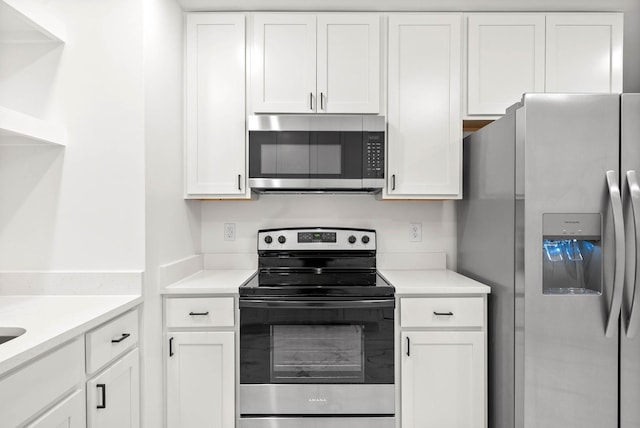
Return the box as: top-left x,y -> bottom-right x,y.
457,93 -> 640,428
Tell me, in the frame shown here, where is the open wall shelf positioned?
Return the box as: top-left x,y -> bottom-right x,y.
0,0 -> 67,43
0,106 -> 66,146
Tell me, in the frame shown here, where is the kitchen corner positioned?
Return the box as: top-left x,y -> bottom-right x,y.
0,272 -> 142,428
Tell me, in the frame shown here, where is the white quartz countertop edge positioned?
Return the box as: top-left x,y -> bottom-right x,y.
162,269 -> 256,295
161,268 -> 491,296
379,269 -> 491,295
0,294 -> 142,376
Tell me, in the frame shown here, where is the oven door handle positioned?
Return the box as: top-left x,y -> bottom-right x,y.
239,299 -> 395,309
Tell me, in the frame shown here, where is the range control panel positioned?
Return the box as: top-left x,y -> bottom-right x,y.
258,228 -> 376,251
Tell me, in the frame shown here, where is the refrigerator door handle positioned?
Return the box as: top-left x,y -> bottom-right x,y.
626,170 -> 640,338
606,170 -> 625,338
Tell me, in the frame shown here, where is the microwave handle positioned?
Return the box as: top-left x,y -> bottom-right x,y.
239,299 -> 395,309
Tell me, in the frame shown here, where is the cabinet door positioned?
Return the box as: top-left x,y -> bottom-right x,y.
387,14 -> 462,198
467,14 -> 545,116
185,14 -> 247,197
87,349 -> 140,428
166,332 -> 235,428
252,14 -> 316,113
402,331 -> 485,428
317,15 -> 380,113
26,389 -> 85,428
546,13 -> 623,93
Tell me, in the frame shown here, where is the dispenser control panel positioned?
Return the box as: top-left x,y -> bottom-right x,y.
542,213 -> 601,240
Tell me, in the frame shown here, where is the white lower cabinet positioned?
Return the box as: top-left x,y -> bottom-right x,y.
400,297 -> 487,428
166,331 -> 235,428
25,389 -> 85,428
401,331 -> 485,428
85,309 -> 141,428
86,348 -> 140,428
165,296 -> 236,428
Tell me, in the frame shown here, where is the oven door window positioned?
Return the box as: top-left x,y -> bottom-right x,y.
239,305 -> 394,384
271,325 -> 364,383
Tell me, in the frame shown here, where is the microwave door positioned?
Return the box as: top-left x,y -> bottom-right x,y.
249,131 -> 312,188
309,132 -> 363,188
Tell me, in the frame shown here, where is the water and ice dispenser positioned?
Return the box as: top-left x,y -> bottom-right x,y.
542,214 -> 602,295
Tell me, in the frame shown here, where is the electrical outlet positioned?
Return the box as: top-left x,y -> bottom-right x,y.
224,223 -> 236,241
409,223 -> 422,242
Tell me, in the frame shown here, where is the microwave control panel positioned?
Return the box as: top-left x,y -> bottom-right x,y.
364,132 -> 385,179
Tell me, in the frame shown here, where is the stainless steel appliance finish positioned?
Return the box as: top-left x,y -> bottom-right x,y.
238,417 -> 395,428
239,227 -> 395,428
248,115 -> 385,192
239,384 -> 395,415
458,93 -> 640,428
248,114 -> 385,132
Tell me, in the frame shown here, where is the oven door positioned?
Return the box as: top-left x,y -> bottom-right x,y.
239,298 -> 395,416
248,131 -> 365,189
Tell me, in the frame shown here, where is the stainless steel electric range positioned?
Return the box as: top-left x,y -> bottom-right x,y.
238,227 -> 395,428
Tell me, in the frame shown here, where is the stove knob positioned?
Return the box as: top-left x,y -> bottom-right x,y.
278,235 -> 286,244
264,235 -> 273,244
348,235 -> 357,244
361,235 -> 370,244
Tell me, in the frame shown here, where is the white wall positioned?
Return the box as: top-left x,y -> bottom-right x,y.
0,0 -> 145,270
143,0 -> 200,427
201,195 -> 457,267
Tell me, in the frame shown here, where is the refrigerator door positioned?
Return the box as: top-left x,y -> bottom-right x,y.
520,94 -> 621,428
621,93 -> 640,428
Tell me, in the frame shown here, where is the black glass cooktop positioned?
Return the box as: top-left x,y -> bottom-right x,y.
239,271 -> 394,298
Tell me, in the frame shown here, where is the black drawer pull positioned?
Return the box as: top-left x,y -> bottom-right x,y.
189,311 -> 209,316
97,384 -> 106,409
111,333 -> 130,343
169,337 -> 174,357
406,337 -> 410,356
434,311 -> 454,316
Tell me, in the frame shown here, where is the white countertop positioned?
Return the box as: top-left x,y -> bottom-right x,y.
161,268 -> 490,296
162,269 -> 256,295
0,295 -> 142,376
379,269 -> 491,295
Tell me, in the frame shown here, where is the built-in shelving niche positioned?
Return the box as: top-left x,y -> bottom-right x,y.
0,0 -> 67,146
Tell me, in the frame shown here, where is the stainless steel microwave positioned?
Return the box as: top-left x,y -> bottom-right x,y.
248,115 -> 385,192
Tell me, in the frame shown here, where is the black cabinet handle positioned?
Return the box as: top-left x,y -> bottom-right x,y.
111,333 -> 130,344
97,384 -> 106,409
406,336 -> 410,357
238,174 -> 242,191
169,337 -> 174,357
189,311 -> 209,316
310,92 -> 313,110
320,92 -> 324,110
392,174 -> 396,191
434,311 -> 454,316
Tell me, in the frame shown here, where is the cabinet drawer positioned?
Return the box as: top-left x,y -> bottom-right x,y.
166,297 -> 235,328
86,309 -> 139,374
401,297 -> 484,328
0,338 -> 84,428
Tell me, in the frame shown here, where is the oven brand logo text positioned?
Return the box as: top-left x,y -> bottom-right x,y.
308,398 -> 327,403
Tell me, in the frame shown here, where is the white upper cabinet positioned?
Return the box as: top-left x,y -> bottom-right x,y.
185,14 -> 249,198
386,14 -> 462,199
252,13 -> 380,114
467,14 -> 545,116
252,14 -> 316,113
317,15 -> 380,113
465,13 -> 623,117
546,13 -> 623,93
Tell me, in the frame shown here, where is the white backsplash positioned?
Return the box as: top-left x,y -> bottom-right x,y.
200,194 -> 457,269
